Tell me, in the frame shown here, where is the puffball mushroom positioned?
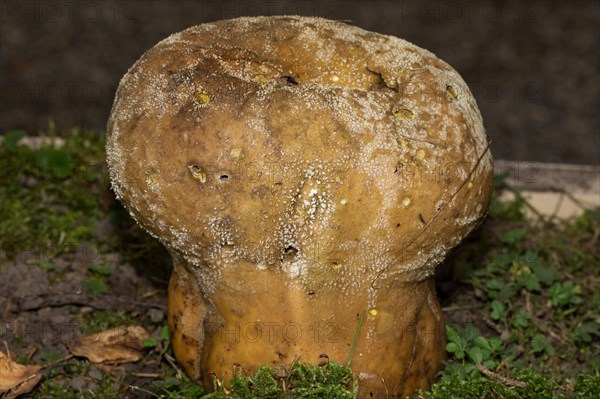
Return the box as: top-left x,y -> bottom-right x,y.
106,16 -> 493,398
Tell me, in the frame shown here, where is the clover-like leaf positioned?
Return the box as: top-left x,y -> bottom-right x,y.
491,300 -> 506,320
466,347 -> 484,364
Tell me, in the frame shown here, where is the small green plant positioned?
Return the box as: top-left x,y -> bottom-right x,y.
548,281 -> 582,314
81,276 -> 107,295
574,322 -> 600,346
428,176 -> 599,397
445,324 -> 507,375
501,228 -> 526,245
150,372 -> 205,399
88,262 -> 111,276
82,310 -> 139,334
41,349 -> 65,363
38,259 -> 57,271
490,300 -> 507,321
143,325 -> 171,357
531,334 -> 556,356
512,309 -> 532,328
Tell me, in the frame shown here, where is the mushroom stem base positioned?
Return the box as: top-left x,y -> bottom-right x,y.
167,260 -> 446,398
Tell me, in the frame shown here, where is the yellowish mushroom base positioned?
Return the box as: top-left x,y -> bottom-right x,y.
168,257 -> 445,398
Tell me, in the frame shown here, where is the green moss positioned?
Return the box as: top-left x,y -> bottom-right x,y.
414,369 -> 599,399
0,128 -> 107,262
574,375 -> 600,398
203,362 -> 356,399
32,375 -> 120,399
289,362 -> 357,398
33,381 -> 80,399
81,310 -> 139,334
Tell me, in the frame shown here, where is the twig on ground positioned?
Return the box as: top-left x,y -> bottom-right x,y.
129,385 -> 159,397
476,363 -> 527,388
482,314 -> 503,335
131,372 -> 161,378
2,293 -> 166,314
3,340 -> 11,358
441,304 -> 485,312
163,352 -> 183,379
508,187 -> 547,224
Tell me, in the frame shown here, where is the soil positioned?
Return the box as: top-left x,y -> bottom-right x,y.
0,242 -> 167,397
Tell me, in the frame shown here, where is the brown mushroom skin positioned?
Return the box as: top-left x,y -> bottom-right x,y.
107,16 -> 493,398
168,257 -> 446,396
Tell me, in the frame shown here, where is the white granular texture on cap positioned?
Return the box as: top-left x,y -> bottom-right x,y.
106,15 -> 493,298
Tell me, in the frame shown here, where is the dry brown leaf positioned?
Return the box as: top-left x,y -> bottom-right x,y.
68,325 -> 149,364
0,351 -> 43,399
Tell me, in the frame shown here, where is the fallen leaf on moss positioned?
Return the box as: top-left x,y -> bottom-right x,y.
0,350 -> 43,399
68,326 -> 149,364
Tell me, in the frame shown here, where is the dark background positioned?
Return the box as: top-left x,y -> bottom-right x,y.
1,0 -> 599,164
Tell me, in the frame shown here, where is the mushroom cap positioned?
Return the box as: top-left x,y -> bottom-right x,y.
106,15 -> 493,294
